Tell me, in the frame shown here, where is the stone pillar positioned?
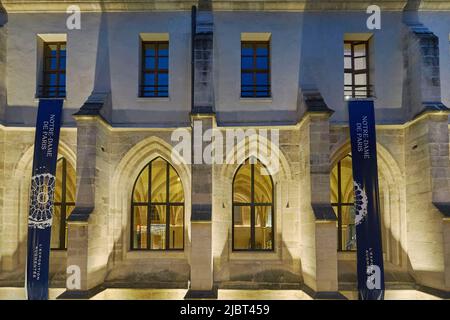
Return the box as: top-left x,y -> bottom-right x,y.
62,100 -> 109,299
186,115 -> 215,298
402,23 -> 446,119
405,112 -> 450,293
185,3 -> 216,298
299,89 -> 342,298
402,22 -> 450,294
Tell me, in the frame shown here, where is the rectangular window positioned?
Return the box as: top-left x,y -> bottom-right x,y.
241,41 -> 271,98
41,41 -> 66,98
140,41 -> 169,97
344,40 -> 371,98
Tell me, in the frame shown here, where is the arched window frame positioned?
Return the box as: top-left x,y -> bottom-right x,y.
51,157 -> 76,250
130,157 -> 185,251
232,158 -> 275,252
331,154 -> 356,252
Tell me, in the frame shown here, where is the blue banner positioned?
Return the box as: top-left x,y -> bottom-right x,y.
26,99 -> 63,300
348,100 -> 385,300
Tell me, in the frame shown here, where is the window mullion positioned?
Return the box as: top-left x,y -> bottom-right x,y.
165,162 -> 170,250
147,164 -> 151,250
250,162 -> 256,250
60,158 -> 67,249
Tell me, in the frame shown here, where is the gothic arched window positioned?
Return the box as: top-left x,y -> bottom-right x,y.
131,157 -> 184,250
330,154 -> 356,251
51,157 -> 76,250
232,158 -> 274,251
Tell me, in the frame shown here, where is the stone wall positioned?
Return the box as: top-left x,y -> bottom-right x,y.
0,127 -> 76,285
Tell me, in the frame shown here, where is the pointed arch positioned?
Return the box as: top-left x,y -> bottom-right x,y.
130,156 -> 185,250
232,157 -> 274,251
330,139 -> 407,267
109,135 -> 191,260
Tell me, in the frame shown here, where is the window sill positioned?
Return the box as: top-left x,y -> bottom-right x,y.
229,250 -> 279,261
239,97 -> 273,103
136,97 -> 170,102
34,97 -> 67,102
125,250 -> 186,260
50,250 -> 68,258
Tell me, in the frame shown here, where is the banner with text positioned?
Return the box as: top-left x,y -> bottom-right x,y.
26,99 -> 63,300
348,100 -> 385,300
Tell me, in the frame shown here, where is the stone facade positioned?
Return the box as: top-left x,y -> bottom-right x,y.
0,0 -> 449,299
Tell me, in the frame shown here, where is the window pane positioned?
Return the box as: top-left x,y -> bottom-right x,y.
255,206 -> 273,250
145,57 -> 155,69
51,205 -> 62,249
344,57 -> 352,69
355,73 -> 367,86
233,162 -> 252,203
256,73 -> 269,86
353,44 -> 366,57
47,44 -> 58,56
233,205 -> 251,250
255,44 -> 268,56
65,205 -> 75,248
241,72 -> 253,86
143,73 -> 155,86
59,73 -> 66,86
253,161 -> 272,203
256,90 -> 270,97
45,57 -> 57,71
336,156 -> 354,202
158,73 -> 168,86
46,73 -> 57,86
256,57 -> 268,70
344,43 -> 352,56
150,204 -> 166,249
241,57 -> 253,70
169,205 -> 183,249
55,160 -> 63,203
158,43 -> 169,56
65,162 -> 76,203
133,206 -> 148,249
59,56 -> 66,70
144,44 -> 156,56
169,165 -> 184,202
158,57 -> 168,70
354,57 -> 367,71
241,43 -> 253,56
341,206 -> 356,251
151,158 -> 167,203
133,166 -> 149,203
344,73 -> 352,86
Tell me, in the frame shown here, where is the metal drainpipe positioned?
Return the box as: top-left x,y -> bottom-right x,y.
191,5 -> 197,112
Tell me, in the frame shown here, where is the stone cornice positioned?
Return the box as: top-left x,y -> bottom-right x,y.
2,0 -> 450,13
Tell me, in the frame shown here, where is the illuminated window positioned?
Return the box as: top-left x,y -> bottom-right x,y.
131,157 -> 184,250
41,42 -> 66,98
241,41 -> 271,98
51,157 -> 76,250
140,41 -> 169,97
330,154 -> 356,251
232,158 -> 274,251
344,40 -> 371,98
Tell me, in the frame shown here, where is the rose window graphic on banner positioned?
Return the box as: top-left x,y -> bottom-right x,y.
28,173 -> 56,229
353,181 -> 368,226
